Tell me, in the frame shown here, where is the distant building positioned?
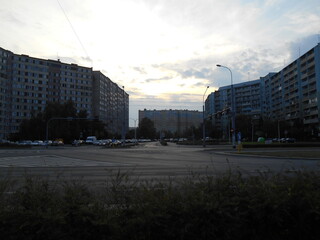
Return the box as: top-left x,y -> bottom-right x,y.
139,109 -> 202,136
0,47 -> 129,138
206,79 -> 264,138
206,43 -> 320,138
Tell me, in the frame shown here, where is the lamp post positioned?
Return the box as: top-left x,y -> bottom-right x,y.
122,86 -> 126,145
216,64 -> 236,148
203,86 -> 209,147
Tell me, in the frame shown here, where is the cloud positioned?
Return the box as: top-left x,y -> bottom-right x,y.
287,34 -> 320,62
133,67 -> 147,75
1,0 -> 320,126
0,10 -> 25,26
145,76 -> 171,83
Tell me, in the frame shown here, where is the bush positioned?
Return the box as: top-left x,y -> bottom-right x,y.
0,170 -> 319,239
160,140 -> 168,146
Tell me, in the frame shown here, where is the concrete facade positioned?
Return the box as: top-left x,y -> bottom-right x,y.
139,109 -> 202,135
206,43 -> 320,138
92,71 -> 129,135
0,47 -> 129,138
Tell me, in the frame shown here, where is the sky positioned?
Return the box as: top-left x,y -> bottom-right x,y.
0,0 -> 320,126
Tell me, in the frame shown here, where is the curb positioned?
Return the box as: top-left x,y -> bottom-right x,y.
212,151 -> 320,161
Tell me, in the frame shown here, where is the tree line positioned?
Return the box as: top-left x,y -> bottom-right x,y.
135,115 -> 309,141
9,102 -> 312,143
10,100 -> 106,143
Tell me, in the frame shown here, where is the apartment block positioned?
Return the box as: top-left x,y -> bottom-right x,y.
206,43 -> 320,138
0,47 -> 129,139
206,79 -> 263,137
93,71 -> 129,135
269,44 -> 320,134
139,109 -> 202,135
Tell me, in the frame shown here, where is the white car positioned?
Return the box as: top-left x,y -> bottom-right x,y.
85,136 -> 97,144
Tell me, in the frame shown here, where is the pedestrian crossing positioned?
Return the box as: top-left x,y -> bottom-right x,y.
0,155 -> 123,167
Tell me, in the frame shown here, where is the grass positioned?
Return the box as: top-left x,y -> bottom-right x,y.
242,142 -> 320,148
0,169 -> 320,239
237,150 -> 320,159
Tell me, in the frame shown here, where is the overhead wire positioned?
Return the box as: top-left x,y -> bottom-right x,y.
56,0 -> 92,67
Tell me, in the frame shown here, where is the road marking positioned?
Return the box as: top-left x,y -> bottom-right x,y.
0,155 -> 129,167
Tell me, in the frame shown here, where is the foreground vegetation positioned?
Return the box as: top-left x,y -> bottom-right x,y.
0,170 -> 319,239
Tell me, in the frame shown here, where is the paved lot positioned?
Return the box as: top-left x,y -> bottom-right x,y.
0,142 -> 319,187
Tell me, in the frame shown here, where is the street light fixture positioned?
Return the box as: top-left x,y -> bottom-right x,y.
203,86 -> 209,147
216,64 -> 236,148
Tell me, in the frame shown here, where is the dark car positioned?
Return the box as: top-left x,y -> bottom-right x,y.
286,138 -> 296,143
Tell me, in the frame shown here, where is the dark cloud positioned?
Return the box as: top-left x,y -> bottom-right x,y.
180,68 -> 213,79
145,76 -> 171,83
133,66 -> 147,74
156,61 -> 216,81
81,56 -> 92,62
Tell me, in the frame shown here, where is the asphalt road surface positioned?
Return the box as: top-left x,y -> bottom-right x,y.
0,142 -> 319,187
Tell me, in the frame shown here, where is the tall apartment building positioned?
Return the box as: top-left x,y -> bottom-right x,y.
0,47 -> 129,139
269,45 -> 320,134
139,109 -> 202,136
93,71 -> 129,135
205,43 -> 320,138
206,79 -> 263,136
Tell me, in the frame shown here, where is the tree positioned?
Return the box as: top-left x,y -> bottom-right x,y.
235,115 -> 252,140
138,118 -> 156,139
14,101 -> 107,143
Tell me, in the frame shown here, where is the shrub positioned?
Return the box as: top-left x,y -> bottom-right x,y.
0,170 -> 319,239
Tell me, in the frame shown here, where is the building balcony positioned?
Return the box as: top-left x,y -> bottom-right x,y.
302,95 -> 316,103
303,118 -> 318,124
302,85 -> 317,94
308,69 -> 315,76
285,115 -> 299,121
303,102 -> 318,109
304,110 -> 318,117
308,77 -> 316,84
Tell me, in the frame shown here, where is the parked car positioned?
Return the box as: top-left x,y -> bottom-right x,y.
72,140 -> 81,146
17,140 -> 32,146
31,140 -> 45,146
98,139 -> 112,146
109,140 -> 121,147
52,139 -> 64,146
85,136 -> 97,144
286,138 -> 296,143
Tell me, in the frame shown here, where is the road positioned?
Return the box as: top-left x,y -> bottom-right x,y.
0,142 -> 319,187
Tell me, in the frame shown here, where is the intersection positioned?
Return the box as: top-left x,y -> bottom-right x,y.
0,142 -> 319,187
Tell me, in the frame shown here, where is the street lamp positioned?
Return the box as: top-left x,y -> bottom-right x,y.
122,86 -> 126,145
203,86 -> 209,147
216,64 -> 236,148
